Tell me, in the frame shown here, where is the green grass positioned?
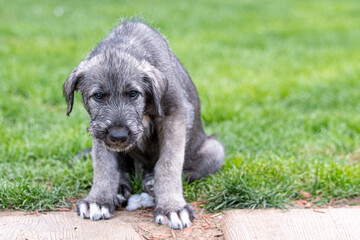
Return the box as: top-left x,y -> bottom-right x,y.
1,0 -> 360,211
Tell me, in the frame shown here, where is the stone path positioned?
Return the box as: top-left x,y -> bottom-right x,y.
222,208 -> 360,240
0,211 -> 141,240
1,208 -> 360,239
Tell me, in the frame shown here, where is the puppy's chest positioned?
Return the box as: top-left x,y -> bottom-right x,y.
131,137 -> 159,166
131,120 -> 160,166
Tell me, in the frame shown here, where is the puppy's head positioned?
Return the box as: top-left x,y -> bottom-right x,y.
63,50 -> 167,152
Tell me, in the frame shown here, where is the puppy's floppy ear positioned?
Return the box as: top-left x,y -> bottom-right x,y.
140,62 -> 168,117
63,60 -> 87,116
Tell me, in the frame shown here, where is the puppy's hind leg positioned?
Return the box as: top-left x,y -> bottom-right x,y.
132,160 -> 155,197
142,171 -> 155,197
183,136 -> 225,182
116,154 -> 135,203
74,148 -> 92,160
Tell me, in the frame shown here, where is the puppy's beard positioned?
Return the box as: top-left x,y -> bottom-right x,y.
98,139 -> 135,153
104,142 -> 135,153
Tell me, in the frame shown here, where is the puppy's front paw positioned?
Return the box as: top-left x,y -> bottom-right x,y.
154,204 -> 195,229
76,199 -> 114,221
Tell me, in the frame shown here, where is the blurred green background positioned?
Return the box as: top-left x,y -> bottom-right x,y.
0,0 -> 359,210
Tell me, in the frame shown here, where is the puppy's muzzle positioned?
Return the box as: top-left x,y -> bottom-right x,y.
108,127 -> 129,144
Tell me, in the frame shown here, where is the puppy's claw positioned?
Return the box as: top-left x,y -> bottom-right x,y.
77,200 -> 113,221
78,202 -> 90,219
116,194 -> 127,203
168,212 -> 183,229
155,215 -> 168,225
90,203 -> 102,221
154,206 -> 195,229
101,206 -> 112,220
180,209 -> 191,228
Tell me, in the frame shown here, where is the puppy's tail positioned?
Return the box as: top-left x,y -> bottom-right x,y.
74,148 -> 92,160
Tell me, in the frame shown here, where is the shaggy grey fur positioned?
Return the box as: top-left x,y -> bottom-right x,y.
63,19 -> 225,229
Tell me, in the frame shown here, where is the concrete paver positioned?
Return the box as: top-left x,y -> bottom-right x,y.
222,208 -> 360,240
1,208 -> 360,239
0,211 -> 141,240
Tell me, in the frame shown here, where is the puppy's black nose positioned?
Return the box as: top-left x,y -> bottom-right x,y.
108,128 -> 129,143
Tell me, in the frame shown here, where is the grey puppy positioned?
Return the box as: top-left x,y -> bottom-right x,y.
63,19 -> 225,229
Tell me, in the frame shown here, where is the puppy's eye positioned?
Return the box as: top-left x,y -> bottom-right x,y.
129,90 -> 138,99
93,93 -> 103,102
